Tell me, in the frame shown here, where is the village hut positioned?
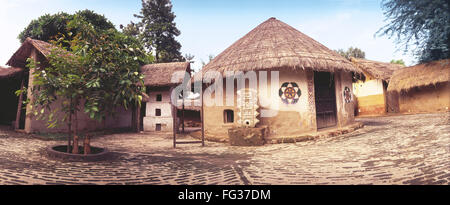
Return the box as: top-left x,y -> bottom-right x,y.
351,58 -> 404,115
141,62 -> 191,132
4,38 -> 134,133
387,59 -> 450,113
196,17 -> 361,141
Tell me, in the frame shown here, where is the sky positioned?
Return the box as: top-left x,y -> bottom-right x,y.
0,0 -> 417,71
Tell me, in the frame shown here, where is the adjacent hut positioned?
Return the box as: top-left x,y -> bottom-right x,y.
197,17 -> 360,141
0,66 -> 25,127
141,62 -> 191,132
5,38 -> 134,133
351,58 -> 404,115
387,59 -> 450,113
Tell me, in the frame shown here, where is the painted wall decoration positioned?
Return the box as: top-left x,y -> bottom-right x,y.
343,86 -> 352,103
279,82 -> 301,104
237,88 -> 259,127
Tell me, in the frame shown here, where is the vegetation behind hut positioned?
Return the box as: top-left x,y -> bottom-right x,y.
18,10 -> 115,45
335,47 -> 366,60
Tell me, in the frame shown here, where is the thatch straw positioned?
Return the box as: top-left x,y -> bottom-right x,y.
199,17 -> 358,78
0,66 -> 25,79
350,58 -> 404,81
387,59 -> 450,92
141,62 -> 191,87
6,37 -> 60,68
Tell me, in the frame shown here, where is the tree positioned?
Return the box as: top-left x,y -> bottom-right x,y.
390,59 -> 405,66
18,9 -> 115,44
335,47 -> 365,60
184,53 -> 195,63
26,14 -> 149,154
377,0 -> 450,63
134,0 -> 184,63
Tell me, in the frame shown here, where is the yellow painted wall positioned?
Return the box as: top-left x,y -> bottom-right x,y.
353,78 -> 387,115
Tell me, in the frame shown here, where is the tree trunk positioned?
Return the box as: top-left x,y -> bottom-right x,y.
84,135 -> 91,155
72,110 -> 79,154
67,105 -> 72,153
15,78 -> 25,130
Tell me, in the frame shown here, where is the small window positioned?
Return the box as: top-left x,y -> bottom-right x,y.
224,109 -> 234,123
155,109 -> 161,116
156,94 -> 162,101
155,124 -> 161,131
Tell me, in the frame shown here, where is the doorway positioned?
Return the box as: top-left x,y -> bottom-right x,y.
314,71 -> 337,129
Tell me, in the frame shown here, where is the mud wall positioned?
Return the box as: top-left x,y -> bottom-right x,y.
399,82 -> 450,113
203,69 -> 316,140
335,71 -> 355,127
27,98 -> 132,133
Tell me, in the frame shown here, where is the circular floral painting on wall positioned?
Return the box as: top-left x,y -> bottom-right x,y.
343,86 -> 352,103
279,82 -> 301,104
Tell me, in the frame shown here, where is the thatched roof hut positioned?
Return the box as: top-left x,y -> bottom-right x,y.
387,59 -> 450,92
199,17 -> 358,78
350,58 -> 404,81
0,66 -> 25,79
6,37 -> 59,68
141,62 -> 191,87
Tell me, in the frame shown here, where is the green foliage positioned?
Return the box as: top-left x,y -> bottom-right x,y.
335,47 -> 366,60
120,22 -> 140,38
18,9 -> 115,44
27,14 -> 149,131
378,0 -> 450,63
390,59 -> 405,66
134,0 -> 184,62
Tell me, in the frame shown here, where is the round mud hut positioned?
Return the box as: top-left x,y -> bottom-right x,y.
197,17 -> 362,143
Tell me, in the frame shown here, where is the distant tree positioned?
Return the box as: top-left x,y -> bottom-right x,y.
390,59 -> 405,66
120,22 -> 140,38
377,0 -> 450,63
335,47 -> 365,60
201,54 -> 215,67
184,53 -> 195,63
18,9 -> 115,44
134,0 -> 184,63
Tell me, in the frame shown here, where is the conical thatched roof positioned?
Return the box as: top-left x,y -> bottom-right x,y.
141,62 -> 191,87
200,17 -> 358,77
350,58 -> 404,81
387,59 -> 450,92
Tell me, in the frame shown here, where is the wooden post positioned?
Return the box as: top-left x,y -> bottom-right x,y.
201,79 -> 205,147
182,90 -> 185,133
136,103 -> 141,132
14,78 -> 25,130
171,87 -> 177,148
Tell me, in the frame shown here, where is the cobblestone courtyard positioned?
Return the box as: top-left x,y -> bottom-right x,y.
0,112 -> 448,185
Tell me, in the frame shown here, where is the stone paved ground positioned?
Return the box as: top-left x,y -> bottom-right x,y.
0,112 -> 448,185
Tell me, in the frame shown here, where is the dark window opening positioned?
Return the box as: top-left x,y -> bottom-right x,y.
224,109 -> 234,123
156,94 -> 162,101
155,109 -> 161,116
155,124 -> 161,131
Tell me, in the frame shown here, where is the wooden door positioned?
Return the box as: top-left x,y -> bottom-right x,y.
314,72 -> 337,129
